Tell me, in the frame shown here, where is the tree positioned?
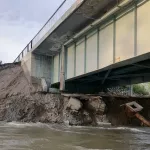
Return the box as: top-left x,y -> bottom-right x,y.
0,61 -> 2,65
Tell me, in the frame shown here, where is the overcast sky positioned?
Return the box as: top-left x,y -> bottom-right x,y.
0,0 -> 63,63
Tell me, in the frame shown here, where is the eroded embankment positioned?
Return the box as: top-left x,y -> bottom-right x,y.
0,63 -> 150,126
0,63 -> 105,125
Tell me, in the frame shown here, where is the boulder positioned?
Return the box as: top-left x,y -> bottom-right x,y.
66,97 -> 82,111
65,110 -> 92,126
86,98 -> 106,114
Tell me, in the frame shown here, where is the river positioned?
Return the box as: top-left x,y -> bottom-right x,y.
0,122 -> 149,150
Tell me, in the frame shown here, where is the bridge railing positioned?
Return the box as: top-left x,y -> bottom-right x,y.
14,0 -> 83,62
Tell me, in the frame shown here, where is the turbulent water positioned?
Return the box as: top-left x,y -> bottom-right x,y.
0,122 -> 150,150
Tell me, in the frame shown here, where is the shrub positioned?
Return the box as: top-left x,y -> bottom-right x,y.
133,84 -> 149,95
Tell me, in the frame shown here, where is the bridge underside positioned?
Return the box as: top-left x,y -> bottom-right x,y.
52,52 -> 150,93
33,0 -> 118,56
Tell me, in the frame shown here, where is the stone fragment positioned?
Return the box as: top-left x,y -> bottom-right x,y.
87,98 -> 106,114
66,97 -> 83,111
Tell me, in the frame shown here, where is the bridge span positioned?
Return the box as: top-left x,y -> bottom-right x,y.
14,0 -> 150,93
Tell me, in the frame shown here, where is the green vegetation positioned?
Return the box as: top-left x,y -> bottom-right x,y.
133,84 -> 149,95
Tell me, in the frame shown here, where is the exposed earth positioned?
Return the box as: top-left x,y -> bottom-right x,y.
0,63 -> 150,126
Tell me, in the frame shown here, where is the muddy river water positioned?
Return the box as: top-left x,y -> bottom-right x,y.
0,122 -> 149,150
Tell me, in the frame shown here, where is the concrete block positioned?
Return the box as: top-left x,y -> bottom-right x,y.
126,101 -> 143,112
41,78 -> 48,92
45,78 -> 51,89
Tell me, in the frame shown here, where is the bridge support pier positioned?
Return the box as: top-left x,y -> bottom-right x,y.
60,45 -> 66,91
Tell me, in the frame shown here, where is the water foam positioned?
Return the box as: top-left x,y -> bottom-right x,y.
104,127 -> 146,133
47,126 -> 96,135
5,122 -> 95,135
5,122 -> 146,133
69,126 -> 146,133
6,122 -> 48,128
75,146 -> 112,150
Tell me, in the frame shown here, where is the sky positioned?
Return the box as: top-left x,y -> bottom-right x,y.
0,0 -> 63,63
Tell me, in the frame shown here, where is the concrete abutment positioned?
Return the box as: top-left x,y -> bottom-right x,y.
21,52 -> 52,90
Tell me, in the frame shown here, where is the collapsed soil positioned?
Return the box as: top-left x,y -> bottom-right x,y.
0,63 -> 150,126
0,63 -> 103,125
0,63 -> 63,123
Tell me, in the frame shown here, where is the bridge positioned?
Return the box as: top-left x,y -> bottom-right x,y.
14,0 -> 150,93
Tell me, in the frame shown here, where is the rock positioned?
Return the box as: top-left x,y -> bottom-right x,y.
82,110 -> 93,125
66,97 -> 83,112
67,111 -> 83,125
86,98 -> 106,114
66,110 -> 92,126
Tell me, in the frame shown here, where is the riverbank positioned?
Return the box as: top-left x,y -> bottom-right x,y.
0,63 -> 150,126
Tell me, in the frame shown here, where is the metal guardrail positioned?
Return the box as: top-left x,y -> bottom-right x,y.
14,0 -> 81,62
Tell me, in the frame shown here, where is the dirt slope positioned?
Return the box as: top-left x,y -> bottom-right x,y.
0,63 -> 106,125
0,63 -> 64,123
